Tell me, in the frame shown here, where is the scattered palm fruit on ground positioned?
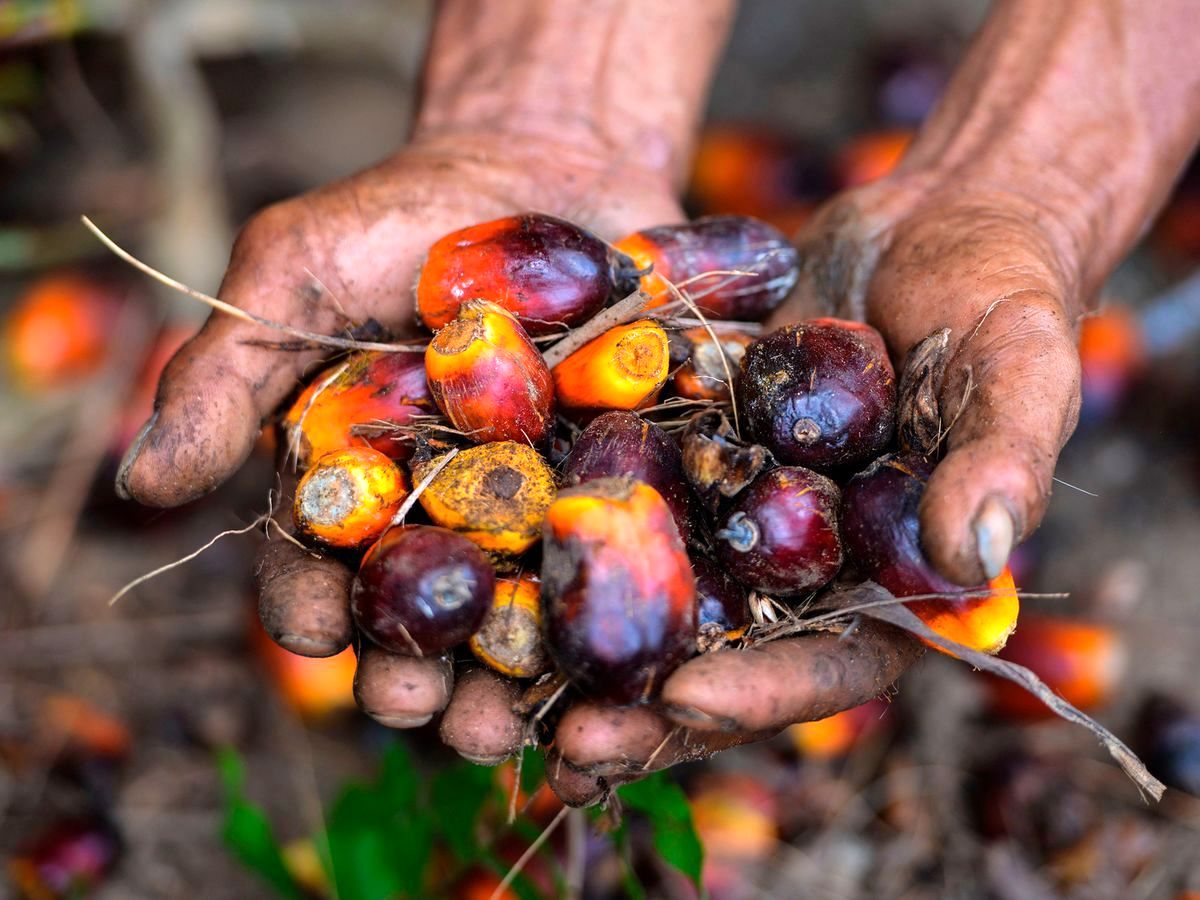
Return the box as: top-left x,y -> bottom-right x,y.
983,615 -> 1127,720
252,621 -> 357,719
275,209 -> 1041,719
789,697 -> 891,759
7,816 -> 121,899
833,129 -> 913,188
469,575 -> 550,679
415,213 -> 640,334
292,446 -> 408,548
425,300 -> 554,444
3,272 -> 129,391
613,215 -> 799,317
1135,695 -> 1200,797
551,318 -> 670,414
841,453 -> 1019,653
282,349 -> 433,467
1077,305 -> 1145,426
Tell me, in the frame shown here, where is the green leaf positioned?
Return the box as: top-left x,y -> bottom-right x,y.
430,761 -> 493,862
618,774 -> 704,891
321,741 -> 434,900
518,746 -> 545,795
216,749 -> 301,899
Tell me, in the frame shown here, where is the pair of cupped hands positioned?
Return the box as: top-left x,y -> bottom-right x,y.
116,129 -> 1081,806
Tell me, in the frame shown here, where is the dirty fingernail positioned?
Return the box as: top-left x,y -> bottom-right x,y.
367,712 -> 433,729
974,496 -> 1014,580
115,411 -> 158,500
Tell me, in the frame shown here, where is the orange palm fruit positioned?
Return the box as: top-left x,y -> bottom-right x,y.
415,213 -> 638,334
425,300 -> 554,445
282,350 -> 432,468
984,615 -> 1126,720
552,319 -> 669,414
688,771 -> 778,897
542,477 -> 696,703
1078,305 -> 1144,423
789,697 -> 890,759
4,274 -> 127,390
673,327 -> 755,402
613,216 -> 799,320
412,442 -> 557,564
469,575 -> 549,678
834,129 -> 913,188
253,624 -> 357,719
293,446 -> 409,548
841,454 -> 1019,655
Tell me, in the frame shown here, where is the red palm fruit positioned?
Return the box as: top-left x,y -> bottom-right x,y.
541,477 -> 697,704
613,216 -> 799,320
984,616 -> 1126,720
352,525 -> 495,656
292,446 -> 408,548
416,213 -> 639,334
563,411 -> 707,550
714,466 -> 842,596
3,274 -> 128,390
469,575 -> 550,679
691,556 -> 750,651
841,454 -> 1019,654
738,318 -> 896,472
425,300 -> 554,445
552,319 -> 670,414
7,818 -> 120,899
282,350 -> 432,468
788,697 -> 890,759
672,327 -> 755,402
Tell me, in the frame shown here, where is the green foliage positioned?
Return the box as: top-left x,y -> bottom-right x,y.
618,773 -> 705,891
216,748 -> 301,899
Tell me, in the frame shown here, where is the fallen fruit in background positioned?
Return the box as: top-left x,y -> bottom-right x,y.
413,442 -> 557,565
984,615 -> 1127,720
282,350 -> 433,467
541,477 -> 697,703
614,215 -> 799,320
841,454 -> 1019,654
425,300 -> 554,445
292,446 -> 408,548
7,817 -> 120,899
469,575 -> 550,679
552,319 -> 670,414
1077,305 -> 1144,426
3,273 -> 128,391
564,411 -> 708,550
352,525 -> 495,656
688,771 -> 779,898
789,697 -> 890,759
672,326 -> 755,402
833,129 -> 913,188
415,213 -> 638,334
739,318 -> 896,472
253,623 -> 357,719
715,466 -> 843,596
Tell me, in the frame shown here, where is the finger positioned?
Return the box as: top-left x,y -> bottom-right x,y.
115,202 -> 388,508
255,535 -> 354,657
554,702 -> 772,777
660,623 -> 922,733
918,293 -> 1080,584
545,751 -> 612,808
440,668 -> 526,765
354,645 -> 454,728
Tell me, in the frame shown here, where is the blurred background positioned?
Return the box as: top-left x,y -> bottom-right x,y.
2,1 -> 1200,897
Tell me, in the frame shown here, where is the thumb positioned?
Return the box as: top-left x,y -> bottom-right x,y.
917,291 -> 1081,585
116,207 -> 353,507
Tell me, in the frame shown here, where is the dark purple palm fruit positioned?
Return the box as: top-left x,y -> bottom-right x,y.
737,318 -> 896,472
714,466 -> 843,596
691,556 -> 750,651
563,411 -> 709,551
352,525 -> 495,655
